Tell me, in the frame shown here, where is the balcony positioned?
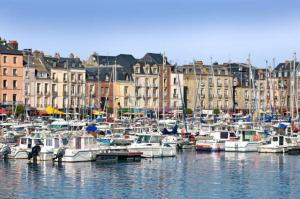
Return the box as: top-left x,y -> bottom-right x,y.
209,83 -> 214,87
145,82 -> 150,87
217,83 -> 222,87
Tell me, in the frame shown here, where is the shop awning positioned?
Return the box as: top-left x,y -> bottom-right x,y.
45,106 -> 65,115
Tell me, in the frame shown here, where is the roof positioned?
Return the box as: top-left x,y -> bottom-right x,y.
23,53 -> 49,73
43,56 -> 84,70
141,53 -> 170,65
86,65 -> 132,81
93,54 -> 137,74
0,43 -> 22,55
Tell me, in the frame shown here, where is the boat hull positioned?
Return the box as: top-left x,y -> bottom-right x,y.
54,149 -> 98,162
225,141 -> 261,152
195,143 -> 224,152
127,147 -> 176,158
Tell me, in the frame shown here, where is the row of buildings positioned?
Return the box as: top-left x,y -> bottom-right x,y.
0,37 -> 298,117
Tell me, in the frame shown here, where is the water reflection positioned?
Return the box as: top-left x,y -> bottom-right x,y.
0,152 -> 300,199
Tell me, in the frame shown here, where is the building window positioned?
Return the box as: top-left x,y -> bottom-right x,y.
13,94 -> 16,104
63,85 -> 68,94
224,89 -> 228,97
3,80 -> 7,88
45,83 -> 48,94
3,68 -> 7,75
3,56 -> 7,63
3,94 -> 7,103
209,78 -> 213,86
77,85 -> 81,95
52,73 -> 57,80
13,57 -> 17,64
13,69 -> 17,76
64,73 -> 68,81
37,83 -> 41,93
71,85 -> 75,95
224,79 -> 229,86
52,84 -> 57,92
71,74 -> 75,81
78,74 -> 82,81
13,80 -> 17,89
173,78 -> 177,84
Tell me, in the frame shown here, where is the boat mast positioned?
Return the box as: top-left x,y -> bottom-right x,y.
192,60 -> 200,121
294,52 -> 299,119
210,57 -> 216,110
248,54 -> 256,120
176,65 -> 188,133
162,53 -> 166,122
66,59 -> 69,122
199,65 -> 202,129
25,53 -> 30,120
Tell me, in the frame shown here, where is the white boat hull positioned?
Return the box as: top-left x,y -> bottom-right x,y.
225,141 -> 261,152
55,149 -> 98,162
127,146 -> 176,158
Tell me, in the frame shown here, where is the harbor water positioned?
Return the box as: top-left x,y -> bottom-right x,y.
0,151 -> 299,199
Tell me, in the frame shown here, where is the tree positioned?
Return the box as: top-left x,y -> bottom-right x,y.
213,108 -> 220,115
185,108 -> 193,115
15,104 -> 25,116
106,107 -> 113,114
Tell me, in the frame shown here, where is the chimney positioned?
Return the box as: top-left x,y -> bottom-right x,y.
8,40 -> 18,50
69,53 -> 75,59
54,53 -> 60,59
23,49 -> 32,56
33,50 -> 44,59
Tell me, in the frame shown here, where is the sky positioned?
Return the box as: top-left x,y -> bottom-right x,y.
1,0 -> 300,66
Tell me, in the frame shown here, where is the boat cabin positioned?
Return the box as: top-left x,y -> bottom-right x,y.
237,130 -> 263,142
69,135 -> 98,150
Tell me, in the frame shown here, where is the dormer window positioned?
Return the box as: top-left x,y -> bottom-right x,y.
134,66 -> 140,74
152,67 -> 158,74
105,74 -> 110,81
125,75 -> 129,81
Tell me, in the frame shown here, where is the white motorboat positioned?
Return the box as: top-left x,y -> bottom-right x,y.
258,135 -> 298,153
195,130 -> 236,152
127,134 -> 176,158
53,133 -> 100,162
225,129 -> 265,152
9,135 -> 43,159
